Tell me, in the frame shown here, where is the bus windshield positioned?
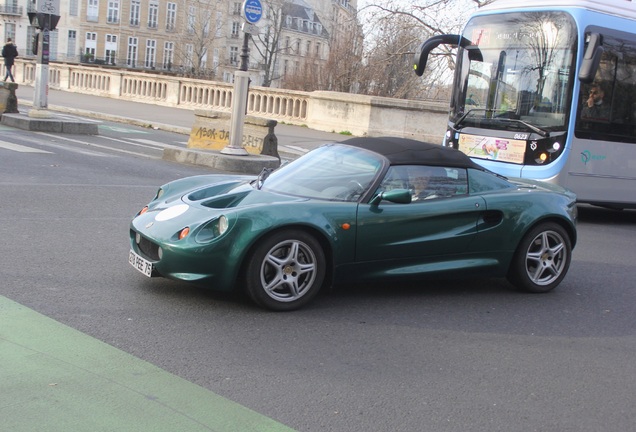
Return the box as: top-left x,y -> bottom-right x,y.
453,12 -> 577,132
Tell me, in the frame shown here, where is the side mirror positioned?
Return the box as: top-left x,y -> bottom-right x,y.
369,189 -> 413,205
579,33 -> 604,84
414,35 -> 482,76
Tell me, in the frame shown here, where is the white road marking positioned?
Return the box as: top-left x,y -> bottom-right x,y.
35,132 -> 159,158
0,140 -> 53,153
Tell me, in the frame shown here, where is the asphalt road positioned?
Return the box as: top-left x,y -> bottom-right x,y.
1,120 -> 635,432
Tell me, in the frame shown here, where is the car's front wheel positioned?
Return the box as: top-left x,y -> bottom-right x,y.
245,229 -> 326,311
508,222 -> 572,293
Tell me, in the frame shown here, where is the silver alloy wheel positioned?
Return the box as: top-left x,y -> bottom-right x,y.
259,239 -> 318,303
524,229 -> 568,286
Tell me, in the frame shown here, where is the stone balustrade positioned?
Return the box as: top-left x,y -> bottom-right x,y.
13,59 -> 448,143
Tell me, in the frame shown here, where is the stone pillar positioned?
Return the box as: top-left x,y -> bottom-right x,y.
0,82 -> 19,115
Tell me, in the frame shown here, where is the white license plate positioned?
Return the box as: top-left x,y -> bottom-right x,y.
129,249 -> 153,277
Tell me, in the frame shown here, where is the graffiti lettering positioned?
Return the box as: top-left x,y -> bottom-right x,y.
242,134 -> 264,149
195,127 -> 230,141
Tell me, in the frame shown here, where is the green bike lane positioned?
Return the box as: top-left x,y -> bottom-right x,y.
0,296 -> 296,432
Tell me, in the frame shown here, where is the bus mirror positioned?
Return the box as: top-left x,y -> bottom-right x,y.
414,34 -> 461,76
414,34 -> 482,76
467,46 -> 483,63
579,33 -> 604,84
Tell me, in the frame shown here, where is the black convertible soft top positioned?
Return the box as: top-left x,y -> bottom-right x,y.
342,136 -> 486,170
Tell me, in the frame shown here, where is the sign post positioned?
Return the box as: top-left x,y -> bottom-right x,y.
222,0 -> 262,155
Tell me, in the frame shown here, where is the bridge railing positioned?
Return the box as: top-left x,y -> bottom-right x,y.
13,59 -> 447,142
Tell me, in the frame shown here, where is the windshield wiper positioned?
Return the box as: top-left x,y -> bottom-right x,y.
453,108 -> 488,129
455,109 -> 550,138
497,118 -> 549,137
255,167 -> 273,190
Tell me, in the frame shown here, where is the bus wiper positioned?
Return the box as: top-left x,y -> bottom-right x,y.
453,108 -> 489,129
497,118 -> 550,137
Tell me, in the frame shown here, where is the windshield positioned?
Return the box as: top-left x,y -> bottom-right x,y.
261,144 -> 385,202
453,12 -> 577,132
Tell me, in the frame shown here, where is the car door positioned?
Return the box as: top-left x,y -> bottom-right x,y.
354,165 -> 486,266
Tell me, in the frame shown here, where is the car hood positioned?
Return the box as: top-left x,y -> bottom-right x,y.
133,177 -> 310,238
183,179 -> 308,209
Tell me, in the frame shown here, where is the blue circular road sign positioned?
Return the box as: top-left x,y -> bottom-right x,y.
243,0 -> 263,24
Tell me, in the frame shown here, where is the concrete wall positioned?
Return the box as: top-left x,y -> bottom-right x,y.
13,59 -> 450,144
308,91 -> 449,144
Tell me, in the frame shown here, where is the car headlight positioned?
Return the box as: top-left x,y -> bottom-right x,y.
195,215 -> 230,243
218,215 -> 228,235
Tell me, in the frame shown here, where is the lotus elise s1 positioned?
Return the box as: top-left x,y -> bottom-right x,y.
129,137 -> 577,311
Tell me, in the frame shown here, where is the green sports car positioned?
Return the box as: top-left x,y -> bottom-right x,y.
129,137 -> 577,311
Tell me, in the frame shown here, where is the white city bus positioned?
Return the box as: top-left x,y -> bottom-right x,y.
414,0 -> 636,208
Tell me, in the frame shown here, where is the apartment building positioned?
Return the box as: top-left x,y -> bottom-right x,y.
2,0 -> 358,87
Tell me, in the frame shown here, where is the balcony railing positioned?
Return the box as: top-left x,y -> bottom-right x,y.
0,4 -> 23,15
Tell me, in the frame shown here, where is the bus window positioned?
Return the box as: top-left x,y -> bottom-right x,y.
575,32 -> 636,143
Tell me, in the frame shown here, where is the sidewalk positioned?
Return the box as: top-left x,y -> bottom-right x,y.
14,85 -> 348,159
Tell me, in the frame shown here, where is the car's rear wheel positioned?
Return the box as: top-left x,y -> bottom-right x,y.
508,222 -> 572,293
245,229 -> 326,311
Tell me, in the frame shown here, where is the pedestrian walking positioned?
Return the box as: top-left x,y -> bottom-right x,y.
2,37 -> 18,82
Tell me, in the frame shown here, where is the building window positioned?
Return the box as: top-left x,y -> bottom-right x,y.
230,46 -> 239,65
69,0 -> 79,16
87,0 -> 99,21
231,22 -> 240,38
84,32 -> 97,61
67,30 -> 77,59
145,39 -> 156,68
105,34 -> 117,64
216,11 -> 224,37
130,0 -> 140,26
127,36 -> 138,67
187,6 -> 195,33
200,47 -> 208,69
203,11 -> 211,37
163,41 -> 174,70
4,23 -> 16,43
148,0 -> 158,28
232,2 -> 241,15
185,44 -> 193,68
166,3 -> 177,31
107,0 -> 119,24
26,26 -> 36,55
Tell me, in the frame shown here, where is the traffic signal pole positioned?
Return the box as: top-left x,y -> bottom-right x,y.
28,0 -> 61,118
32,24 -> 50,115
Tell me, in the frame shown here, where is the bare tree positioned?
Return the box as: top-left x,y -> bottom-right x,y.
173,0 -> 224,77
322,16 -> 365,93
357,0 -> 481,99
251,0 -> 287,87
356,15 -> 422,98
